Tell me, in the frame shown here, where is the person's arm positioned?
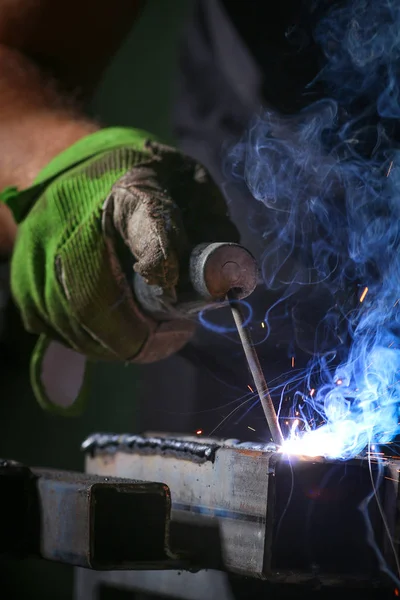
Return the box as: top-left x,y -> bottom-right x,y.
0,0 -> 239,416
0,0 -> 144,255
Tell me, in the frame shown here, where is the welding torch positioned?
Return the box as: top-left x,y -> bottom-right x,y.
134,242 -> 284,446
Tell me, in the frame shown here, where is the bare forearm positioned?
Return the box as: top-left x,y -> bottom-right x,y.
0,45 -> 98,256
0,0 -> 144,96
0,45 -> 98,190
0,0 -> 144,255
0,0 -> 145,187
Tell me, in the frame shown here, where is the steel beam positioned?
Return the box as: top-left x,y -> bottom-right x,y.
83,433 -> 400,586
0,459 -> 182,570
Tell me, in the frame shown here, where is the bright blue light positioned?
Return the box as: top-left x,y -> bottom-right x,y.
228,0 -> 400,459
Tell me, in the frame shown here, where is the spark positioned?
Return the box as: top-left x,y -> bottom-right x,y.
261,322 -> 265,328
336,379 -> 343,385
291,356 -> 295,368
310,388 -> 315,397
386,160 -> 393,177
385,476 -> 400,483
394,299 -> 400,308
359,286 -> 369,303
247,426 -> 256,432
196,429 -> 203,435
395,588 -> 399,597
247,385 -> 254,393
387,378 -> 400,390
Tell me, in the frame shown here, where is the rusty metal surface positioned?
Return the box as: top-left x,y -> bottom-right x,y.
83,432 -> 400,586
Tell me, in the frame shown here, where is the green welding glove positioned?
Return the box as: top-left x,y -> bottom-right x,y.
1,128 -> 238,415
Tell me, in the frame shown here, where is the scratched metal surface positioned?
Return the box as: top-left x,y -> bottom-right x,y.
84,436 -> 275,577
83,433 -> 400,585
31,469 -> 177,570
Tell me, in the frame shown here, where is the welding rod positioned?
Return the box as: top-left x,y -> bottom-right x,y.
134,241 -> 283,444
228,292 -> 283,446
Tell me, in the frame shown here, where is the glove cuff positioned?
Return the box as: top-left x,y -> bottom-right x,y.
1,127 -> 160,224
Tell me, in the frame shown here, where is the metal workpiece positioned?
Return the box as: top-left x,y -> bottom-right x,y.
31,469 -> 178,570
0,462 -> 181,570
83,432 -> 400,586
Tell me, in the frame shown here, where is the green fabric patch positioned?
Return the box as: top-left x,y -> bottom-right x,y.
1,127 -> 158,223
11,144 -> 152,359
0,127 -> 160,413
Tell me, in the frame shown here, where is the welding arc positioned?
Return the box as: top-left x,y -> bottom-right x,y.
228,292 -> 284,446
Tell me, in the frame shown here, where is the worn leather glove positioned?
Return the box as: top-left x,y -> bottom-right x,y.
1,127 -> 238,414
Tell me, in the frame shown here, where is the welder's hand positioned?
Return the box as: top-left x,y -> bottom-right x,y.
2,128 -> 238,414
105,140 -> 239,292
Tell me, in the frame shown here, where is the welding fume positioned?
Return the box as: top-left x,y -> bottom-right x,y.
228,0 -> 400,461
1,1 -> 400,472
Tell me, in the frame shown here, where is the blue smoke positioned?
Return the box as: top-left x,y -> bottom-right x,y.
228,0 -> 400,459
